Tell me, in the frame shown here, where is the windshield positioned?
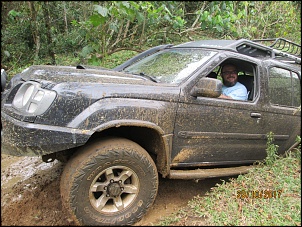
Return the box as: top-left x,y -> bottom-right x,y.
123,49 -> 217,84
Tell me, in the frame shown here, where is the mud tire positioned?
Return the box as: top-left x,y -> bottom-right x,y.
60,137 -> 158,226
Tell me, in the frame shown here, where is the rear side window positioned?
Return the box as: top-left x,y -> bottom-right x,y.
268,67 -> 301,107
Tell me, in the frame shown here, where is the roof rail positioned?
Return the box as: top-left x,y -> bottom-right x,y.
252,38 -> 301,64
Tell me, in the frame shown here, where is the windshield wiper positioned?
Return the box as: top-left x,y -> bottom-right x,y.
123,70 -> 159,83
137,72 -> 159,83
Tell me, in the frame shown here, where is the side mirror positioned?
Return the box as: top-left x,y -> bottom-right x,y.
190,77 -> 222,98
1,69 -> 8,92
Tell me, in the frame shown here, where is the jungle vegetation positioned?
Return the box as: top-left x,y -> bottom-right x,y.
1,1 -> 301,75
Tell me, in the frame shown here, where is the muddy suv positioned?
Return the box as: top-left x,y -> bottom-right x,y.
1,38 -> 301,226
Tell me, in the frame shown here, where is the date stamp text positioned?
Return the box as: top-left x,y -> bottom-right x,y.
237,189 -> 283,199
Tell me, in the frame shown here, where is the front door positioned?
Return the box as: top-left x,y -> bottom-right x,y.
171,59 -> 269,168
171,96 -> 268,167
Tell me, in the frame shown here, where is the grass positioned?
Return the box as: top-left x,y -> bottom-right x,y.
157,134 -> 301,226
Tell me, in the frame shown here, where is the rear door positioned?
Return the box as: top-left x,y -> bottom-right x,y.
260,61 -> 301,153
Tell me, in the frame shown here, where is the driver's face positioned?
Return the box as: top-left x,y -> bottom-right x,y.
221,65 -> 238,87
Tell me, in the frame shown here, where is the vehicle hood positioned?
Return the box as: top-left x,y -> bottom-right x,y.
19,65 -> 180,102
21,65 -> 149,84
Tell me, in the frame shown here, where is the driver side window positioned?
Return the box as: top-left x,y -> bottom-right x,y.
206,59 -> 256,101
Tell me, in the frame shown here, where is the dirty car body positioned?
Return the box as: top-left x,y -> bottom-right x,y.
1,38 -> 301,226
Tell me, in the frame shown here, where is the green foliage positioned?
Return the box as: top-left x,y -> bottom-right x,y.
194,1 -> 301,41
1,8 -> 34,65
240,1 -> 301,41
264,132 -> 279,166
75,1 -> 187,62
100,50 -> 138,69
296,135 -> 301,150
1,1 -> 301,75
291,135 -> 301,161
198,1 -> 243,36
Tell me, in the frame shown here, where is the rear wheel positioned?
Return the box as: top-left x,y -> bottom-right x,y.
60,137 -> 158,226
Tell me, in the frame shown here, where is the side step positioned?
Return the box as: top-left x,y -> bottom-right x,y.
169,165 -> 255,180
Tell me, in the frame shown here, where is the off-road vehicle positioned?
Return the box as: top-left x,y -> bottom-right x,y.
1,38 -> 301,225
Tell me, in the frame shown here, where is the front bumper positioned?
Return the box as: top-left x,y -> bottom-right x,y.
1,111 -> 93,157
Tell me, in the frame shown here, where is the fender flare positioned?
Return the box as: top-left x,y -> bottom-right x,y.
93,119 -> 172,177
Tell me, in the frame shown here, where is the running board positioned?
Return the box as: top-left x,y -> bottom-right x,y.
168,165 -> 255,180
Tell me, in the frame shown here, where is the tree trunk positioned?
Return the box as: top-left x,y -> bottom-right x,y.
63,2 -> 68,34
42,1 -> 56,65
28,1 -> 40,63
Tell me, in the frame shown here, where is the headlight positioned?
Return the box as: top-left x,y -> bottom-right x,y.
12,81 -> 56,115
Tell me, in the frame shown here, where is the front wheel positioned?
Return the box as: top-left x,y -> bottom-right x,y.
60,137 -> 158,226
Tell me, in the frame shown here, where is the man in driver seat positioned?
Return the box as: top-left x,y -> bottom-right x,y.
218,63 -> 248,101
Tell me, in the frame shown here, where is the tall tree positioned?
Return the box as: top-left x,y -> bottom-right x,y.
42,1 -> 56,64
28,1 -> 41,62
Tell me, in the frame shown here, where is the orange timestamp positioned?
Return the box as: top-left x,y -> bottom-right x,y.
237,189 -> 283,199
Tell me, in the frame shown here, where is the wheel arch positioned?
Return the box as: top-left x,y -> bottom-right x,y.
87,120 -> 172,177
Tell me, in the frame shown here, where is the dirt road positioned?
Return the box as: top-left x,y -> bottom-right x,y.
1,154 -> 230,226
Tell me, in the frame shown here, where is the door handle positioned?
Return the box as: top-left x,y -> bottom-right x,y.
250,113 -> 261,118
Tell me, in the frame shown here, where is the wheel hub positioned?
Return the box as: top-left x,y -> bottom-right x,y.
107,181 -> 123,197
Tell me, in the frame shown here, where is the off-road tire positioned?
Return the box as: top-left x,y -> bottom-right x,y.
60,137 -> 158,226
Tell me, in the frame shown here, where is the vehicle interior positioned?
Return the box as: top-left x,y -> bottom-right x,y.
207,59 -> 256,101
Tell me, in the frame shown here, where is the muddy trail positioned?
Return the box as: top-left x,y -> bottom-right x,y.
1,154 -> 232,226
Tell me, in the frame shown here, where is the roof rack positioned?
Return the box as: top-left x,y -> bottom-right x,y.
252,38 -> 301,56
251,38 -> 301,64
